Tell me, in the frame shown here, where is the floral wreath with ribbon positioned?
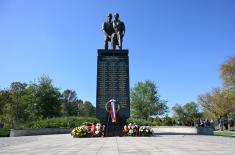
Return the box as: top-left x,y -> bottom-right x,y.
105,99 -> 121,123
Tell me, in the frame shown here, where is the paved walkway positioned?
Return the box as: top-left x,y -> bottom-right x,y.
0,134 -> 235,155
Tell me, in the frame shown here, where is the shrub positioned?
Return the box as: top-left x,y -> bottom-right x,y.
161,116 -> 174,126
14,117 -> 99,129
0,128 -> 10,137
127,118 -> 156,126
127,117 -> 174,126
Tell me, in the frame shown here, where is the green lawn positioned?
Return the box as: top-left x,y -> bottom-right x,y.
214,131 -> 235,137
0,128 -> 10,137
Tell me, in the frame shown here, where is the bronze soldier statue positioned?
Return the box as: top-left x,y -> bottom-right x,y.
112,13 -> 125,50
102,13 -> 114,50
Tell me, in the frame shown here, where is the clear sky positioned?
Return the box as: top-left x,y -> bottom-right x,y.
0,0 -> 235,112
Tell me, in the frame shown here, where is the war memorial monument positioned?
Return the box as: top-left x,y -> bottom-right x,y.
96,13 -> 130,136
1,12 -> 235,155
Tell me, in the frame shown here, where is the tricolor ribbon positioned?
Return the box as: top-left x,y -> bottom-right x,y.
109,99 -> 116,123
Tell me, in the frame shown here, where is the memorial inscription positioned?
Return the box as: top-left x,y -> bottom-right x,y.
96,49 -> 130,123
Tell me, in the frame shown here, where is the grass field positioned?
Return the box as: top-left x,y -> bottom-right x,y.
214,131 -> 235,137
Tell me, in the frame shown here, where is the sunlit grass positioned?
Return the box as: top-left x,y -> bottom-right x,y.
214,131 -> 235,137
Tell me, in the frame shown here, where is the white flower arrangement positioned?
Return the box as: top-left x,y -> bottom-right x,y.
139,126 -> 153,136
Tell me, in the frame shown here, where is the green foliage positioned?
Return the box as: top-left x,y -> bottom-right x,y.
15,117 -> 99,129
172,102 -> 201,125
130,80 -> 168,120
0,75 -> 96,127
198,56 -> 235,120
220,56 -> 235,88
35,76 -> 61,118
127,118 -> 156,126
214,131 -> 235,137
172,104 -> 186,123
153,118 -> 163,126
127,117 -> 174,126
183,102 -> 200,119
0,82 -> 30,126
78,101 -> 96,117
23,83 -> 39,121
161,116 -> 174,126
61,89 -> 79,116
198,88 -> 235,119
0,128 -> 10,137
0,90 -> 14,126
9,82 -> 28,125
0,76 -> 62,126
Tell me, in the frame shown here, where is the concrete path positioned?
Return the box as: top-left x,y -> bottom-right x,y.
0,134 -> 235,155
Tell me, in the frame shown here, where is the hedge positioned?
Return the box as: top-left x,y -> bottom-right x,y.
12,116 -> 174,130
0,128 -> 10,137
15,117 -> 99,129
127,117 -> 174,126
127,118 -> 157,126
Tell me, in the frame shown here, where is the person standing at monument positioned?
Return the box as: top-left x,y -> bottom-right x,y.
112,13 -> 125,49
102,13 -> 114,49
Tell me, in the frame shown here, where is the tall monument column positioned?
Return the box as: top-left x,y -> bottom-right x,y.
96,13 -> 130,136
96,49 -> 130,122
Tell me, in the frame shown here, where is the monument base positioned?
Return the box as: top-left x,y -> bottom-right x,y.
105,124 -> 123,137
103,112 -> 126,137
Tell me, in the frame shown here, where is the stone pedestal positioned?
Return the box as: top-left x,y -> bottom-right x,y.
96,49 -> 130,136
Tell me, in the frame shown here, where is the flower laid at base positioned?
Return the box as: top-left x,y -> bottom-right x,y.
71,122 -> 105,138
71,122 -> 153,138
123,123 -> 153,137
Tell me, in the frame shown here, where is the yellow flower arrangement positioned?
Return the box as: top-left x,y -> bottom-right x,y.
71,125 -> 88,137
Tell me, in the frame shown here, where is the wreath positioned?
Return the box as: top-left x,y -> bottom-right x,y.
105,100 -> 121,113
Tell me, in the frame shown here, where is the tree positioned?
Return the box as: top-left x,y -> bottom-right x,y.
220,56 -> 235,113
198,56 -> 235,120
78,101 -> 96,117
130,80 -> 168,120
34,76 -> 62,118
220,56 -> 235,89
61,89 -> 79,116
172,104 -> 186,124
9,82 -> 28,124
162,115 -> 174,126
23,83 -> 40,121
0,82 -> 29,126
0,89 -> 14,126
198,88 -> 235,119
183,102 -> 201,121
172,102 -> 201,125
0,75 -> 97,126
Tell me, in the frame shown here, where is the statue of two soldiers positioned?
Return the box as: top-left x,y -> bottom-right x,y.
102,13 -> 125,50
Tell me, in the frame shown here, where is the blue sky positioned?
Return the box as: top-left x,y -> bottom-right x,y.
0,0 -> 235,112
